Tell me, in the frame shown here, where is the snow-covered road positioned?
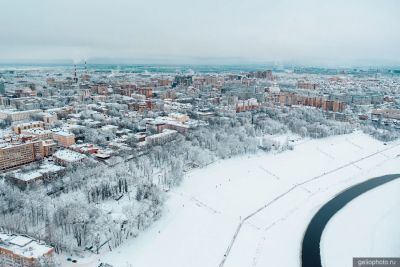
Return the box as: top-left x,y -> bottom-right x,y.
72,132 -> 400,267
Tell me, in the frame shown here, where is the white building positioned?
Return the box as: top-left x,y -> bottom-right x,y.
0,233 -> 54,267
53,149 -> 87,166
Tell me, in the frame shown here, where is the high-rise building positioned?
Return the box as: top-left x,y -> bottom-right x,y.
0,78 -> 5,95
73,64 -> 78,83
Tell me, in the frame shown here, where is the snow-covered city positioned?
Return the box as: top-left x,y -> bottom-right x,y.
0,1 -> 399,267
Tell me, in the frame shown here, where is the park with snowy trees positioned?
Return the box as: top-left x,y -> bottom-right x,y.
0,106 -> 398,262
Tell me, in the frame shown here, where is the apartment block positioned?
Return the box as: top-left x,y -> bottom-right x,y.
21,129 -> 53,140
53,149 -> 86,166
52,131 -> 75,147
0,139 -> 55,170
145,129 -> 177,146
13,121 -> 45,134
0,109 -> 41,122
297,80 -> 319,90
236,98 -> 259,113
0,143 -> 35,170
137,87 -> 153,98
39,112 -> 58,124
0,233 -> 54,267
273,93 -> 345,112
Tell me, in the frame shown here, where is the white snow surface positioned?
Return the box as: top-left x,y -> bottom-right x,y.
321,179 -> 400,267
63,132 -> 400,267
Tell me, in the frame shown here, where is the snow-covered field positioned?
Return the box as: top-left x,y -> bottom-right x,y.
322,179 -> 400,267
65,132 -> 400,267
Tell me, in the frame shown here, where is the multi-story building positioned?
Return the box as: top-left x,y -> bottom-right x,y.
137,87 -> 153,98
0,139 -> 55,171
372,109 -> 400,121
297,80 -> 319,90
168,113 -> 189,123
52,131 -> 75,147
128,101 -> 147,113
146,120 -> 168,133
10,98 -> 40,111
157,79 -> 172,87
13,121 -> 45,134
0,96 -> 11,107
39,112 -> 58,125
236,98 -> 259,113
90,84 -> 109,95
247,70 -> 273,80
119,84 -> 137,96
145,129 -> 177,146
21,129 -> 53,140
0,141 -> 42,170
273,93 -> 345,112
0,142 -> 36,170
0,109 -> 41,122
69,143 -> 99,154
14,88 -> 37,98
0,233 -> 54,267
0,78 -> 5,95
53,149 -> 87,166
41,140 -> 57,157
173,75 -> 193,87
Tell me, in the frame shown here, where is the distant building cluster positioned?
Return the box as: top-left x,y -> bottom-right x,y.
0,64 -> 399,185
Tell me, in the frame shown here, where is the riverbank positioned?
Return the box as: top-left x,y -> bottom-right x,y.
321,178 -> 400,267
303,174 -> 400,267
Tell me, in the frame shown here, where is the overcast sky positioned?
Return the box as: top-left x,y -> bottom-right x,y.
1,0 -> 399,66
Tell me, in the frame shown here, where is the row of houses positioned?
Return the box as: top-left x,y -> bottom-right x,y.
271,92 -> 346,113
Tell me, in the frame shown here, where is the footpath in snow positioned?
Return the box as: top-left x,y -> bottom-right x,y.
67,132 -> 400,267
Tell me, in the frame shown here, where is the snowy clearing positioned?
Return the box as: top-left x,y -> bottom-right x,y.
64,132 -> 400,267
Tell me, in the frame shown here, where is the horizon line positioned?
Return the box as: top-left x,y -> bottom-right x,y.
0,60 -> 399,69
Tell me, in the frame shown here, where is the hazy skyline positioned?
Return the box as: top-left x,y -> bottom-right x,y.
1,0 -> 400,66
